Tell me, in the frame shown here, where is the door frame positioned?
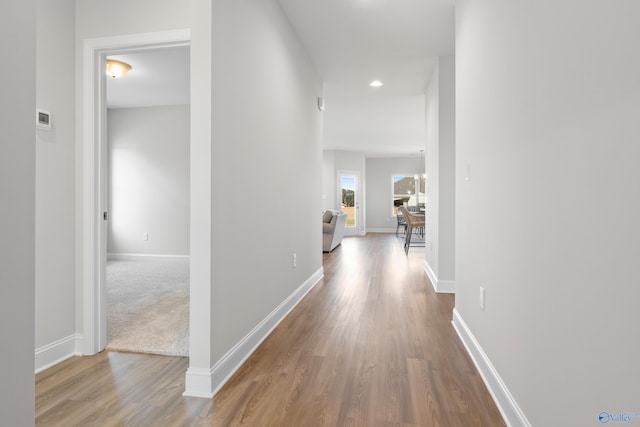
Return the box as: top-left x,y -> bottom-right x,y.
81,30 -> 191,355
337,170 -> 363,236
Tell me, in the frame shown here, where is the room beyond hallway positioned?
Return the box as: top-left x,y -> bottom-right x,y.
106,259 -> 189,357
36,234 -> 504,426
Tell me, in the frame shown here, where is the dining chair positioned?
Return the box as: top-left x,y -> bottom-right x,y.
395,209 -> 407,236
398,206 -> 425,255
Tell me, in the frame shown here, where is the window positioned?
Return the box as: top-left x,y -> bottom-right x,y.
392,174 -> 425,216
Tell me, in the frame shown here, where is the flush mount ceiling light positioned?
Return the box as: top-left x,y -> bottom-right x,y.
106,59 -> 132,78
369,80 -> 383,88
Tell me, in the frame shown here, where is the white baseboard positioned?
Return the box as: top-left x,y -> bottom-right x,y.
183,267 -> 324,398
183,367 -> 217,398
452,309 -> 531,427
365,228 -> 397,234
424,260 -> 455,293
35,334 -> 83,374
107,253 -> 190,262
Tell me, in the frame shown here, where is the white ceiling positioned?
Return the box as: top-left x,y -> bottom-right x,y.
278,0 -> 455,157
106,46 -> 190,109
106,0 -> 455,157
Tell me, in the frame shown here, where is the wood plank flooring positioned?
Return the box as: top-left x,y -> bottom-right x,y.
35,233 -> 505,426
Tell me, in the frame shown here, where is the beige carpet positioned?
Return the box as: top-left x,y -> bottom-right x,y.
106,259 -> 189,357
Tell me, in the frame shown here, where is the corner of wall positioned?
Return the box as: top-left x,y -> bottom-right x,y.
424,259 -> 455,294
34,334 -> 83,374
183,268 -> 324,398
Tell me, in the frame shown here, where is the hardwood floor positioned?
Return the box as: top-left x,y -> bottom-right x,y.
35,233 -> 505,426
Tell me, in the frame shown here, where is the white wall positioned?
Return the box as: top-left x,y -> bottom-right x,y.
424,56 -> 455,292
188,0 -> 214,379
0,1 -> 36,424
438,56 -> 455,283
108,106 -> 190,256
333,150 -> 366,187
209,0 -> 322,363
322,150 -> 335,211
456,1 -> 640,425
35,0 -> 77,357
425,66 -> 440,274
366,157 -> 422,232
75,0 -> 190,39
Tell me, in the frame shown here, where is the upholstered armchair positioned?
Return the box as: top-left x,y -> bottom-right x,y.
322,209 -> 347,252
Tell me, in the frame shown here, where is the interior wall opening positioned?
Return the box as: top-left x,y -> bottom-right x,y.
94,41 -> 191,358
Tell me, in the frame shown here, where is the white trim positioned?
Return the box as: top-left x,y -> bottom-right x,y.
437,280 -> 455,293
107,253 -> 190,262
82,29 -> 191,52
183,367 -> 216,398
35,334 -> 83,374
183,267 -> 324,398
81,35 -> 102,355
452,309 -> 531,427
424,259 -> 455,293
81,29 -> 191,356
365,228 -> 397,234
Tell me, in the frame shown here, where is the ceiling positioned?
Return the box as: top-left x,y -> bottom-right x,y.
106,46 -> 190,109
278,0 -> 455,157
106,0 -> 455,157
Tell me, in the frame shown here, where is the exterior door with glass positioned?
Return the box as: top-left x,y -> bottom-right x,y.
338,171 -> 360,236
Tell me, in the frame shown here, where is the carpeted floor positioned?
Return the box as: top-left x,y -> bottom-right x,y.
106,259 -> 189,357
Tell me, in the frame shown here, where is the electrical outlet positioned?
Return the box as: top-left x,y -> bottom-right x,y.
143,232 -> 149,241
292,253 -> 297,268
479,287 -> 485,310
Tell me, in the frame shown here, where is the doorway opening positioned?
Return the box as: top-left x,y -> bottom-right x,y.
104,46 -> 190,356
81,30 -> 191,356
338,171 -> 361,236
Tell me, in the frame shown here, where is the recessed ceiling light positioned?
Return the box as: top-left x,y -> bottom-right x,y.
369,80 -> 383,88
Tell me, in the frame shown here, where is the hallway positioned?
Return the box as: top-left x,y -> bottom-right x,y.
36,234 -> 504,426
